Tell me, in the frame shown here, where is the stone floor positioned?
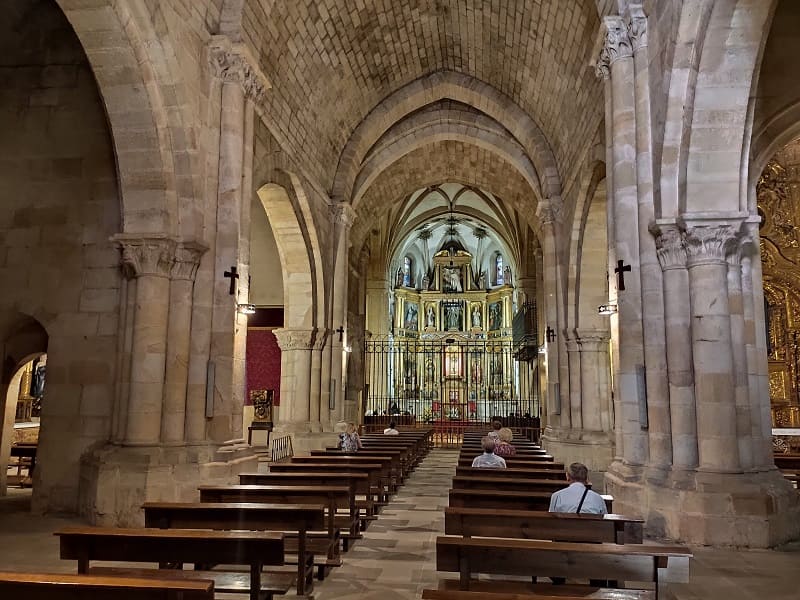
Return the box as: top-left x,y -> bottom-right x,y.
1,451 -> 799,599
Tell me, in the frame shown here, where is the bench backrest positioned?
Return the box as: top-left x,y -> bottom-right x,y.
455,466 -> 566,479
444,507 -> 642,544
239,471 -> 370,495
452,475 -> 576,493
143,502 -> 326,532
0,573 -> 214,600
449,489 -> 613,513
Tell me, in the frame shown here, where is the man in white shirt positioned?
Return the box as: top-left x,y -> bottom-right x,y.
383,421 -> 400,435
471,436 -> 507,469
549,462 -> 607,514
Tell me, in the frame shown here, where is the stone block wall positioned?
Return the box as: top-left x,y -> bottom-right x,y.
0,0 -> 121,514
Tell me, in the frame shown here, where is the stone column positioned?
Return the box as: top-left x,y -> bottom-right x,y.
114,235 -> 176,446
575,328 -> 612,433
274,328 -> 315,429
629,4 -> 672,471
566,337 -> 582,430
684,222 -> 741,472
727,243 -> 753,470
535,199 -> 566,427
309,330 -> 329,432
597,17 -> 648,466
651,221 -> 698,470
161,242 -> 207,444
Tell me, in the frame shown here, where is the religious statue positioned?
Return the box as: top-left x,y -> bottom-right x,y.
426,304 -> 436,328
488,302 -> 502,330
396,267 -> 404,288
443,267 -> 462,293
477,271 -> 486,290
445,304 -> 462,330
471,304 -> 482,328
503,265 -> 512,285
421,274 -> 430,290
404,302 -> 418,330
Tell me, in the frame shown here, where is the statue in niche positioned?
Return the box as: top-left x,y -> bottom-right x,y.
503,265 -> 512,286
443,267 -> 463,293
426,304 -> 436,328
471,304 -> 482,328
396,268 -> 404,288
477,271 -> 486,290
404,302 -> 419,330
444,303 -> 462,330
421,274 -> 430,290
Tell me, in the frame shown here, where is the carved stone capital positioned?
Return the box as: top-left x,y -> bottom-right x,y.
595,47 -> 610,80
536,197 -> 562,229
170,241 -> 208,281
575,327 -> 611,351
112,234 -> 177,279
208,37 -> 270,103
627,4 -> 648,51
313,329 -> 330,351
331,203 -> 356,229
650,221 -> 686,271
601,16 -> 633,66
274,328 -> 316,351
684,224 -> 741,267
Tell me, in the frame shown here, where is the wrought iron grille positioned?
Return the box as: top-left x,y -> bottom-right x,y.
363,335 -> 540,445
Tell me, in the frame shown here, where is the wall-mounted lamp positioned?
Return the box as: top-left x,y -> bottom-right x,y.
237,303 -> 256,315
598,303 -> 618,316
538,345 -> 547,355
344,344 -> 353,353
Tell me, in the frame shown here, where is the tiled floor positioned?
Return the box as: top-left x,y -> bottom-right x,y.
1,451 -> 799,599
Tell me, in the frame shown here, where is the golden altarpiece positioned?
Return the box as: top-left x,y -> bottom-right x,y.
758,160 -> 800,428
371,244 -> 523,423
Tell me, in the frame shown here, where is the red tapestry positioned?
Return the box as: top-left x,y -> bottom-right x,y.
246,329 -> 281,405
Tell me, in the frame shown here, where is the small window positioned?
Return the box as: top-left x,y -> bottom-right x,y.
495,254 -> 504,285
403,256 -> 412,287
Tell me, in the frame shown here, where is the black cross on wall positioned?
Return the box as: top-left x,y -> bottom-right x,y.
336,326 -> 345,342
224,266 -> 239,295
614,260 -> 632,291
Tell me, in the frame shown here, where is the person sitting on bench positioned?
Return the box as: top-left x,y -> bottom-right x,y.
493,427 -> 516,457
383,420 -> 400,435
470,437 -> 507,469
487,420 -> 502,441
549,462 -> 607,514
548,462 -> 608,587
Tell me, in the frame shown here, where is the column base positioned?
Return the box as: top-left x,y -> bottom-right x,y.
604,460 -> 647,518
541,427 -> 615,471
72,442 -> 258,527
273,422 -> 339,455
644,467 -> 800,547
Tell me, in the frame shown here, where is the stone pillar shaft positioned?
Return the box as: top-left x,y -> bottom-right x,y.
685,223 -> 740,472
115,236 -> 176,446
652,222 -> 698,469
275,328 -> 315,427
566,338 -> 582,430
575,329 -> 612,432
604,17 -> 648,466
727,251 -> 753,469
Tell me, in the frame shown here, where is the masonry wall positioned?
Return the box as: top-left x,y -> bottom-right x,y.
0,0 -> 121,513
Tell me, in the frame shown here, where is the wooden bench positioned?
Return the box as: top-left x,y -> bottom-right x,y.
239,471 -> 374,531
436,536 -> 691,598
444,507 -> 643,544
268,462 -> 386,508
449,489 -> 613,513
0,572 -> 215,600
458,453 -> 556,463
199,484 -> 359,554
56,527 -> 287,600
422,585 -> 654,600
455,466 -> 567,480
457,457 -> 561,468
452,475 -> 579,494
142,502 -> 324,596
290,455 -> 397,496
317,448 -> 412,480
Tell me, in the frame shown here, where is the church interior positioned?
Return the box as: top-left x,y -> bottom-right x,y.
1,0 -> 800,598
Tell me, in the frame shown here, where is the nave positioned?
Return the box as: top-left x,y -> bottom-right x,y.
0,447 -> 798,600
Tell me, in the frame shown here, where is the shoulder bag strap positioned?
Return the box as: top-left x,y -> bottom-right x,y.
576,486 -> 590,513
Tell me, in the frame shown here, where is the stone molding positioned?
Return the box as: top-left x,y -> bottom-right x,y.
331,203 -> 356,229
535,197 -> 562,229
208,37 -> 270,104
684,224 -> 741,267
313,329 -> 331,351
171,241 -> 208,281
627,4 -> 648,51
112,234 -> 177,279
273,328 -> 316,351
650,222 -> 687,271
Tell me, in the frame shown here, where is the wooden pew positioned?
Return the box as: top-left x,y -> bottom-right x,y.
143,502 -> 324,596
239,471 -> 375,531
268,463 -> 386,508
290,455 -> 396,495
422,587 -> 654,600
199,484 -> 358,553
451,475 -> 579,494
436,536 -> 691,598
0,573 -> 215,600
457,456 -> 562,468
317,448 -> 411,482
444,507 -> 643,544
56,527 -> 288,600
455,466 -> 567,480
449,489 -> 613,513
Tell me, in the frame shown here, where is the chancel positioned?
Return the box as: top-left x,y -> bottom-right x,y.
0,1 -> 799,598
